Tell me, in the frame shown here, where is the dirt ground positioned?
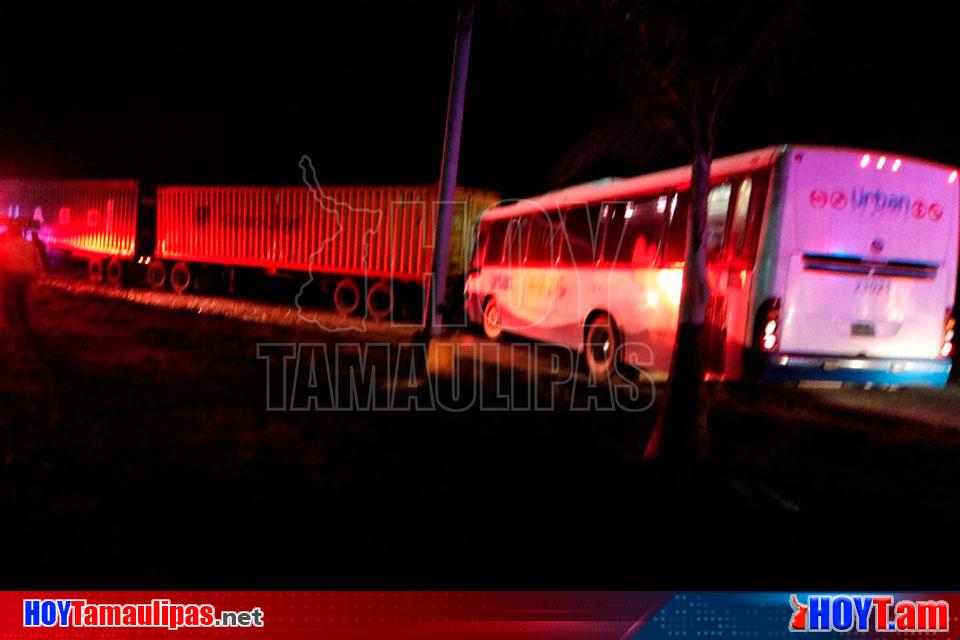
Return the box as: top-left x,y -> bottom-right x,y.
2,284 -> 958,587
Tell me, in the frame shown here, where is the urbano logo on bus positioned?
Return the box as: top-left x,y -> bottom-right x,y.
809,188 -> 944,221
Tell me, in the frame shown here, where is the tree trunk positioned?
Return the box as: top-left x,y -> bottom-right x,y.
643,139 -> 713,462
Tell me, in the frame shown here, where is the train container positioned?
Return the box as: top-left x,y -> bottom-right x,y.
0,179 -> 140,283
150,184 -> 499,318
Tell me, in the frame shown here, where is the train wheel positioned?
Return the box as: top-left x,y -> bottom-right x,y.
105,258 -> 124,286
88,259 -> 104,283
366,280 -> 394,321
333,278 -> 361,316
584,312 -> 620,381
147,261 -> 167,290
170,262 -> 192,294
482,297 -> 503,339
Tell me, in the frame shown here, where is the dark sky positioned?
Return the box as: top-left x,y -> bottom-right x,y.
1,1 -> 958,198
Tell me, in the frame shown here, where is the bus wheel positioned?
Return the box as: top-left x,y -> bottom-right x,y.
105,257 -> 124,286
147,261 -> 167,290
333,277 -> 360,316
366,280 -> 393,321
482,297 -> 503,339
170,262 -> 192,294
585,312 -> 620,380
88,259 -> 104,283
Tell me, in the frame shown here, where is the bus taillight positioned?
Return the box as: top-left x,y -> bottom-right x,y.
941,309 -> 955,359
758,298 -> 781,352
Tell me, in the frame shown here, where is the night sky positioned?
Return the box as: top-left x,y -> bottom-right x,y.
1,1 -> 958,199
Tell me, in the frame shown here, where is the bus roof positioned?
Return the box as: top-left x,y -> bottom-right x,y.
482,146 -> 782,222
480,144 -> 959,222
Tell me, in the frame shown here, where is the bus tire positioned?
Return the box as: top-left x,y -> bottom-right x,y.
366,280 -> 394,321
333,277 -> 361,316
170,262 -> 192,294
88,259 -> 104,283
105,257 -> 124,286
147,261 -> 167,290
584,312 -> 621,381
482,296 -> 503,339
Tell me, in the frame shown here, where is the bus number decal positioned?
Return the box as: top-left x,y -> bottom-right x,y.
854,279 -> 890,295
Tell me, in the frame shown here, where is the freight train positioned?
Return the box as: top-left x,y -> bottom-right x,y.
0,179 -> 499,321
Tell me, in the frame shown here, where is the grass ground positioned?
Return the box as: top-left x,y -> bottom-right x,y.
1,284 -> 958,587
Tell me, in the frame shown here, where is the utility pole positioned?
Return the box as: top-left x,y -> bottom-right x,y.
425,0 -> 475,339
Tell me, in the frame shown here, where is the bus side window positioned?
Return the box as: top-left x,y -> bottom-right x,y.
485,219 -> 508,265
470,221 -> 488,270
662,192 -> 687,264
601,197 -> 667,267
730,178 -> 753,255
559,204 -> 601,266
524,213 -> 557,266
706,182 -> 732,258
503,218 -> 524,266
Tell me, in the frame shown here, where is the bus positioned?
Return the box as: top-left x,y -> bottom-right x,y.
465,145 -> 958,386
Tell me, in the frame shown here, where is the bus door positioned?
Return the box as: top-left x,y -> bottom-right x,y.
704,172 -> 768,379
703,182 -> 734,377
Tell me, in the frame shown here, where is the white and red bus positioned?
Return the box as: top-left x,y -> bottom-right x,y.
466,145 -> 958,386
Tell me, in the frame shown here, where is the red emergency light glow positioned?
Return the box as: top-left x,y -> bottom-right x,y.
762,323 -> 777,350
859,154 -> 870,169
942,314 -> 955,359
759,299 -> 781,352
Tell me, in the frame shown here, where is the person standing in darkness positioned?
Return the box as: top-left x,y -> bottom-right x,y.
0,218 -> 44,333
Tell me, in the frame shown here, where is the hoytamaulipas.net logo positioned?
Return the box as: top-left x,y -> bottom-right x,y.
23,598 -> 264,630
789,594 -> 949,633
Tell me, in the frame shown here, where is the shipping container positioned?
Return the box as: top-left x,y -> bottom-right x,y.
153,184 -> 498,285
0,179 -> 139,261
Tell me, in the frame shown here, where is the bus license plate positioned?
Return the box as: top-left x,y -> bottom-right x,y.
851,322 -> 875,337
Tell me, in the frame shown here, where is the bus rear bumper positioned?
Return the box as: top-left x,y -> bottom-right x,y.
758,353 -> 951,387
